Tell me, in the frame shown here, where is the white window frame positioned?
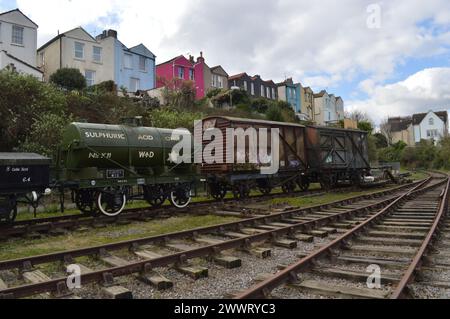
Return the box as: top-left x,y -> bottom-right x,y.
243,81 -> 248,91
261,85 -> 265,97
85,70 -> 96,87
11,25 -> 24,45
178,67 -> 185,79
124,53 -> 133,69
218,76 -> 223,88
251,83 -> 255,95
74,42 -> 85,59
267,87 -> 270,99
189,69 -> 195,81
429,118 -> 434,126
139,56 -> 147,72
39,52 -> 45,66
93,46 -> 102,63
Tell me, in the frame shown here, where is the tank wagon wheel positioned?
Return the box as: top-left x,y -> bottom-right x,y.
170,185 -> 192,209
297,177 -> 310,192
282,181 -> 296,194
143,186 -> 167,208
96,188 -> 127,217
75,190 -> 98,215
210,183 -> 228,201
0,198 -> 17,224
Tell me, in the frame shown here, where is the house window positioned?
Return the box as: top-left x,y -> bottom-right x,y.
267,87 -> 271,99
85,70 -> 96,86
213,75 -> 223,88
11,25 -> 24,45
124,53 -> 133,69
39,52 -> 45,67
261,85 -> 265,97
74,42 -> 84,59
429,118 -> 434,126
427,129 -> 439,138
273,88 -> 276,99
93,46 -> 102,62
243,81 -> 248,91
178,67 -> 185,79
251,83 -> 255,95
189,69 -> 195,80
139,56 -> 146,71
130,78 -> 140,92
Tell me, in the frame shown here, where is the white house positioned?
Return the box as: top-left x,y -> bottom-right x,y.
314,90 -> 340,126
335,97 -> 345,121
0,9 -> 42,79
412,111 -> 448,144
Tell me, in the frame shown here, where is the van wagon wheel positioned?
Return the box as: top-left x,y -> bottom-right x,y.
210,182 -> 228,200
297,177 -> 310,192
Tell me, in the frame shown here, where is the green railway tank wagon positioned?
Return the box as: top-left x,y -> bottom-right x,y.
56,122 -> 198,216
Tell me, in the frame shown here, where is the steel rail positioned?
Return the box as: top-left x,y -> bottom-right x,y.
391,176 -> 450,299
234,176 -> 441,299
0,188 -> 333,239
3,185 -> 362,233
0,182 -> 425,298
0,181 -> 420,271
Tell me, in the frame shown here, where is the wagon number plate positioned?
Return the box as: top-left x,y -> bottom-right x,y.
106,169 -> 125,179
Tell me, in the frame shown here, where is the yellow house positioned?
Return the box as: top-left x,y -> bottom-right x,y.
300,86 -> 315,122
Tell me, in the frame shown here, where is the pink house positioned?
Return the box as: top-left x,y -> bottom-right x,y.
156,53 -> 206,100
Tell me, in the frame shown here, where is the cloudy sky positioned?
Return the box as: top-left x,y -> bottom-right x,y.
1,0 -> 449,124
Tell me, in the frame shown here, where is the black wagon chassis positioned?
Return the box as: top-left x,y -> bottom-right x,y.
0,153 -> 51,223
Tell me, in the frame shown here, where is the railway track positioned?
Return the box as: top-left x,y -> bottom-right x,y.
0,184 -> 392,241
0,178 -> 426,299
0,188 -> 329,240
234,174 -> 450,299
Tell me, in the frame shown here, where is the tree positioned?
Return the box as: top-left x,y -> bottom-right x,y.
373,133 -> 388,148
357,121 -> 374,134
345,110 -> 370,122
20,113 -> 73,158
50,68 -> 87,91
380,118 -> 393,146
0,70 -> 67,151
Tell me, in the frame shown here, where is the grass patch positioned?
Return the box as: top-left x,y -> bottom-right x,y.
270,187 -> 399,208
0,215 -> 239,261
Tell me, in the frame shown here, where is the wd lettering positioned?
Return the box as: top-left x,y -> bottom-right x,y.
139,151 -> 155,159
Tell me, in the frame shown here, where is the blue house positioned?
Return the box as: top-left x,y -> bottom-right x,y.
277,78 -> 301,114
96,30 -> 156,92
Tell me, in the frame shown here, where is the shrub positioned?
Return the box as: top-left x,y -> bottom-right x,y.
0,70 -> 67,151
266,104 -> 284,122
49,68 -> 87,91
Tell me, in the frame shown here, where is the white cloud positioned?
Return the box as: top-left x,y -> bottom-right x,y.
12,0 -> 450,96
347,67 -> 450,124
